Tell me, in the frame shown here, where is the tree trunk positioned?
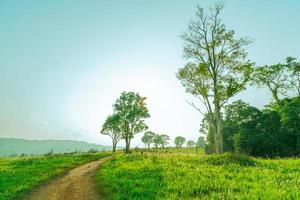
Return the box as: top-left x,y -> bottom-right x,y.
215,111 -> 223,153
112,142 -> 116,152
125,138 -> 130,153
147,143 -> 150,149
213,83 -> 223,154
272,91 -> 281,106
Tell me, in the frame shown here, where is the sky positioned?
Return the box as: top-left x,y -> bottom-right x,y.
0,0 -> 300,147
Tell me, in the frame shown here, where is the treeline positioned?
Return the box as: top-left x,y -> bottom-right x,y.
141,132 -> 205,150
141,131 -> 170,148
203,57 -> 300,157
205,97 -> 300,157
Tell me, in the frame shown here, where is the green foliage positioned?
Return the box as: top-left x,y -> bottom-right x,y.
98,151 -> 300,199
252,57 -> 300,105
160,134 -> 170,148
286,57 -> 300,96
186,140 -> 196,148
101,114 -> 122,152
196,136 -> 205,148
0,152 -> 111,200
222,100 -> 261,153
252,63 -> 290,105
222,97 -> 300,157
141,131 -> 155,149
152,134 -> 163,148
112,91 -> 150,152
204,153 -> 256,166
174,136 -> 186,148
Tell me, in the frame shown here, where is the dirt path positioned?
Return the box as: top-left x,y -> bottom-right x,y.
24,156 -> 112,200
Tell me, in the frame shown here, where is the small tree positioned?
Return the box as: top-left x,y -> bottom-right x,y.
141,131 -> 155,149
186,140 -> 196,148
101,114 -> 122,152
196,136 -> 205,153
174,136 -> 186,148
161,134 -> 170,148
153,134 -> 163,148
113,91 -> 150,153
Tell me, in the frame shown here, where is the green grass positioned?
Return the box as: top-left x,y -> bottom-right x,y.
0,152 -> 111,200
97,149 -> 300,200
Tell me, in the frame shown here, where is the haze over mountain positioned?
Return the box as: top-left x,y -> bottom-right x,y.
0,138 -> 112,157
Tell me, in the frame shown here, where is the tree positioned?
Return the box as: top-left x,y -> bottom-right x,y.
252,63 -> 290,106
113,91 -> 150,153
177,4 -> 253,153
279,97 -> 300,154
286,57 -> 300,96
161,134 -> 170,148
223,100 -> 262,154
101,114 -> 122,152
196,136 -> 205,148
141,131 -> 155,149
174,136 -> 186,148
196,136 -> 205,153
186,140 -> 196,148
153,134 -> 163,148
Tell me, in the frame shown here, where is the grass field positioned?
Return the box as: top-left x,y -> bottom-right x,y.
97,149 -> 300,200
0,152 -> 111,200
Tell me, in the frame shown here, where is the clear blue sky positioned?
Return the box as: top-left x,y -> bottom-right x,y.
0,0 -> 299,146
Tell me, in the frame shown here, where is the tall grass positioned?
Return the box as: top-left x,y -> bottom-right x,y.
0,152 -> 111,200
97,150 -> 300,199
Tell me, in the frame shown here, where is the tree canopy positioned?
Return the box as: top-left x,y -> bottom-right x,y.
186,140 -> 196,148
141,131 -> 155,149
113,91 -> 150,153
100,114 -> 122,152
174,136 -> 186,148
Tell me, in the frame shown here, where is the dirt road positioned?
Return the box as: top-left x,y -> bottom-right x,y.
24,156 -> 112,200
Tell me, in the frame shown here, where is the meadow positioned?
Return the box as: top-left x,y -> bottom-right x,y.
97,149 -> 300,200
0,152 -> 111,200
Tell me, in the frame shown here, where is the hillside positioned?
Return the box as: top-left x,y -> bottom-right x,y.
0,138 -> 113,156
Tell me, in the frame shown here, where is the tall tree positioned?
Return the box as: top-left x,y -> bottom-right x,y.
177,4 -> 253,153
100,114 -> 122,152
141,131 -> 155,149
174,136 -> 186,148
113,92 -> 150,153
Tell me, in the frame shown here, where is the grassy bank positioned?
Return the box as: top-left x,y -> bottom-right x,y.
0,152 -> 111,200
97,150 -> 300,199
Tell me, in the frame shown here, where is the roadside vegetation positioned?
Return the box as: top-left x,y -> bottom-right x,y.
0,152 -> 111,200
97,149 -> 300,200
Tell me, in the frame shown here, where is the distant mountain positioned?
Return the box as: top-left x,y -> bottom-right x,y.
0,138 -> 113,157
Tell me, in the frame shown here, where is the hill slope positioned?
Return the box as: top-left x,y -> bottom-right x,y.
0,138 -> 112,156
